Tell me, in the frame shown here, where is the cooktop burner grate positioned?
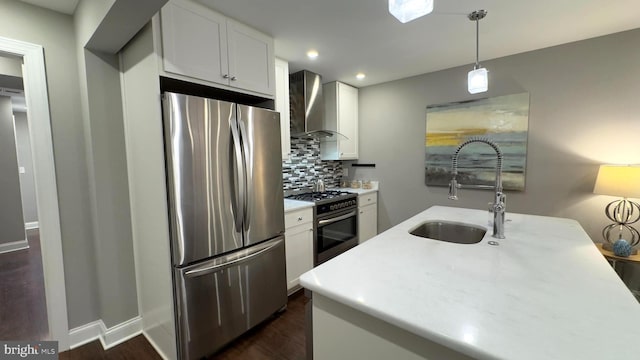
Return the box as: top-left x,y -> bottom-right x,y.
286,190 -> 353,202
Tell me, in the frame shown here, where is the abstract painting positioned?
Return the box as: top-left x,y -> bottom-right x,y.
425,93 -> 529,191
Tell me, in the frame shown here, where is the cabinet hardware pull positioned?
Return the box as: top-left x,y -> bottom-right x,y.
223,74 -> 229,79
231,76 -> 237,81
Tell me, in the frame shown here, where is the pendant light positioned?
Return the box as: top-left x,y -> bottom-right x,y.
468,10 -> 488,94
389,0 -> 434,23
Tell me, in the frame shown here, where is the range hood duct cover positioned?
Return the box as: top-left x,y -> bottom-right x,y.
289,70 -> 343,139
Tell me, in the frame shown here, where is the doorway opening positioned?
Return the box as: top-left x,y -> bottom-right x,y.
0,53 -> 46,340
0,37 -> 69,349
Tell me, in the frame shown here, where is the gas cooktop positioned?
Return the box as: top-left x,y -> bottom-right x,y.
286,190 -> 354,203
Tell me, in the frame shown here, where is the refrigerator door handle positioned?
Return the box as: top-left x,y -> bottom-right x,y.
184,238 -> 284,278
230,117 -> 245,233
238,119 -> 252,229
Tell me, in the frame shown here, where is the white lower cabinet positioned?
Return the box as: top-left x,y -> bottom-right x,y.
358,192 -> 378,244
284,207 -> 313,294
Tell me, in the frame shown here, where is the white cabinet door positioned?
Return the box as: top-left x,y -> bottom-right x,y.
359,203 -> 377,244
321,81 -> 358,160
284,224 -> 313,293
159,0 -> 275,97
336,82 -> 358,159
226,19 -> 275,95
275,58 -> 291,160
160,0 -> 228,85
358,192 -> 377,244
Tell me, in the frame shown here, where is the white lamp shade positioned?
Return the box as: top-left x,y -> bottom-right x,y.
389,0 -> 434,23
593,165 -> 640,198
468,68 -> 488,94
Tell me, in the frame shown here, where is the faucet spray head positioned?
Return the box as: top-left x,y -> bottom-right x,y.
448,179 -> 459,200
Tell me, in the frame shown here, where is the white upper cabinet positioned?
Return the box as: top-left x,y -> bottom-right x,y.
275,58 -> 291,160
321,81 -> 359,160
226,19 -> 275,95
160,0 -> 275,97
160,0 -> 228,85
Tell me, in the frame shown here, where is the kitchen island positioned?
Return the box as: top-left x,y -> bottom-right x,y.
300,206 -> 640,360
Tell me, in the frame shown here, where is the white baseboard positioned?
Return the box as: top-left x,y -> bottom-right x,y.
25,221 -> 39,230
69,321 -> 102,349
100,316 -> 143,349
69,316 -> 142,350
143,331 -> 172,360
0,239 -> 29,254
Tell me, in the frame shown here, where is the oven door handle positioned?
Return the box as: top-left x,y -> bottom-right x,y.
318,210 -> 357,226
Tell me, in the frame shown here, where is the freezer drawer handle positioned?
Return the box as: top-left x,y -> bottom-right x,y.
184,239 -> 283,278
318,210 -> 357,227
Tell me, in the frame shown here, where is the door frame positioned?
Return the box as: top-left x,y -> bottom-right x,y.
0,36 -> 69,349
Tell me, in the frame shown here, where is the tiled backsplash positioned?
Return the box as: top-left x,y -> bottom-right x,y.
282,138 -> 343,191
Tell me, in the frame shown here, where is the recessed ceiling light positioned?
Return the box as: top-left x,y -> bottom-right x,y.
356,73 -> 366,80
307,50 -> 319,59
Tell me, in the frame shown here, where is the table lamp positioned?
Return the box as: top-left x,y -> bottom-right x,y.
593,165 -> 640,255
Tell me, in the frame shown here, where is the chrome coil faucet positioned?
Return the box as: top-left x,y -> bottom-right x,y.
448,137 -> 506,239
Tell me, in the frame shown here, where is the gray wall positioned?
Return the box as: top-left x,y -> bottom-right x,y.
0,54 -> 23,89
14,111 -> 38,223
1,0 -> 179,331
353,28 -> 640,244
0,0 -> 99,328
79,48 -> 138,328
0,96 -> 25,244
0,54 -> 22,77
72,0 -> 175,330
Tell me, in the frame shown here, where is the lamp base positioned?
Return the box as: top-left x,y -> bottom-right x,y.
601,199 -> 640,254
601,242 -> 638,255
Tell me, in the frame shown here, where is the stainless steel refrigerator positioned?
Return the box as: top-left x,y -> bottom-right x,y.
162,92 -> 287,359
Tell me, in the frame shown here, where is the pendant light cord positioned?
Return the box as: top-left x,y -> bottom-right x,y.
468,10 -> 487,70
475,18 -> 480,69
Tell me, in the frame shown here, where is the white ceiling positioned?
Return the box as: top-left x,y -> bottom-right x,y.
198,0 -> 640,87
19,0 -> 79,15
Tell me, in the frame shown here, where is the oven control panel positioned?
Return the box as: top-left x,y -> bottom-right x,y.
317,198 -> 357,215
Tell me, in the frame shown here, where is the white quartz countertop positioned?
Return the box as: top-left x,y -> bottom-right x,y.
284,198 -> 314,212
300,206 -> 640,360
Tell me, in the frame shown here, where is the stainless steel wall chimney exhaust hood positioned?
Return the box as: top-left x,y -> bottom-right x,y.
289,70 -> 343,139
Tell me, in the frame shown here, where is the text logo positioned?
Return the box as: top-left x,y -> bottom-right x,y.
0,341 -> 58,359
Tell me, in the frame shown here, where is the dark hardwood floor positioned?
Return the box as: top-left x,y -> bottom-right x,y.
0,229 -> 49,341
212,290 -> 307,360
60,290 -> 308,359
59,335 -> 162,360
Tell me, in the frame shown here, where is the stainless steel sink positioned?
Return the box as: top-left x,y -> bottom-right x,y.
409,220 -> 486,244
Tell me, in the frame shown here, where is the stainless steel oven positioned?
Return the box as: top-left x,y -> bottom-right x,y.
314,196 -> 358,265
